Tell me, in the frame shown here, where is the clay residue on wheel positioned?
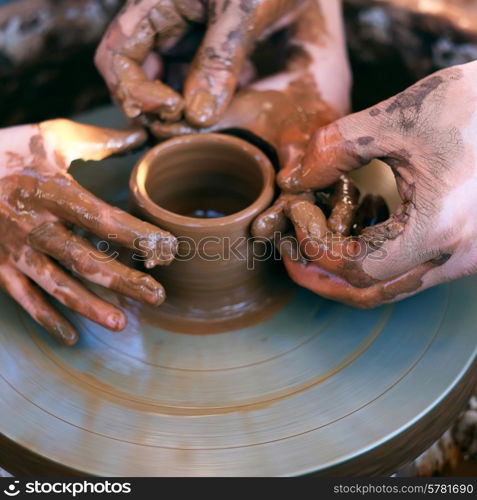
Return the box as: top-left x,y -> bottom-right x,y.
128,133 -> 290,334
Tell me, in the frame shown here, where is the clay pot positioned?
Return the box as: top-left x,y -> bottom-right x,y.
130,133 -> 277,333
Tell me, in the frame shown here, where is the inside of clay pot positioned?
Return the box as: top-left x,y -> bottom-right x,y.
144,138 -> 265,219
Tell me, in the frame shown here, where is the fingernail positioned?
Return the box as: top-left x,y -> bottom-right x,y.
146,235 -> 178,268
146,253 -> 175,268
145,259 -> 156,269
52,324 -> 78,347
106,311 -> 127,331
127,128 -> 148,148
186,89 -> 218,127
142,279 -> 166,306
251,211 -> 286,239
150,286 -> 166,306
123,100 -> 141,119
160,98 -> 184,123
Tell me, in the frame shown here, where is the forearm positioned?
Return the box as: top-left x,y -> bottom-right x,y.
309,0 -> 351,116
251,0 -> 351,116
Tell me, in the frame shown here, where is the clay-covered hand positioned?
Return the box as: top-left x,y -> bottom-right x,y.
95,0 -> 310,127
275,62 -> 477,308
0,120 -> 177,345
151,0 -> 351,234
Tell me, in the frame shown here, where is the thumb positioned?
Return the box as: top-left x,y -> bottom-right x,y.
277,111 -> 384,193
40,119 -> 147,166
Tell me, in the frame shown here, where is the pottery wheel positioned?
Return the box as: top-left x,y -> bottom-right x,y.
1,107 -> 476,476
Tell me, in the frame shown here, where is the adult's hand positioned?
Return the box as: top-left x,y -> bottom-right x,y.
276,62 -> 477,308
149,0 -> 351,238
0,119 -> 176,345
95,0 -> 309,127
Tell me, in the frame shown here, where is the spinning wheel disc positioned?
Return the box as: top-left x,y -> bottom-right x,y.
0,108 -> 476,476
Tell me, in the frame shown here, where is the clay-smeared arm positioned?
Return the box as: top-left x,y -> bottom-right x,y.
248,0 -> 352,238
0,119 -> 177,345
277,62 -> 477,307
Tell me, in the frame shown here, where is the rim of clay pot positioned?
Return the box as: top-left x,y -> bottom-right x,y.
131,133 -> 275,228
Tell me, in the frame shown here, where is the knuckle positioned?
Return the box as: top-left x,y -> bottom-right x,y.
200,47 -> 235,72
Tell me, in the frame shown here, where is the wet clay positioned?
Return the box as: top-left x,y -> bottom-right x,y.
328,176 -> 360,236
130,133 -> 290,334
0,119 -> 175,345
151,83 -> 338,174
275,59 -> 477,306
148,0 -> 346,243
113,264 -> 292,335
95,0 -> 309,126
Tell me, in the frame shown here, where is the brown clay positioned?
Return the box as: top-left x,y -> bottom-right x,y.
95,0 -> 308,126
277,169 -> 447,309
327,176 -> 360,236
150,0 -> 341,169
149,0 -> 348,245
130,133 -> 286,333
0,119 -> 177,345
152,82 -> 338,173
